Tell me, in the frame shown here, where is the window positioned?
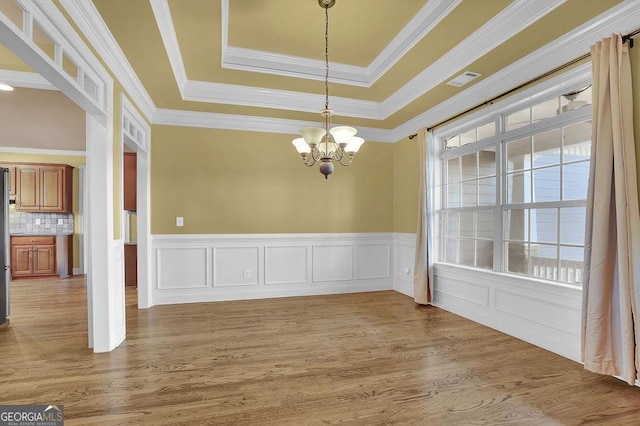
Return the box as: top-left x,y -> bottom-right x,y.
439,86 -> 592,286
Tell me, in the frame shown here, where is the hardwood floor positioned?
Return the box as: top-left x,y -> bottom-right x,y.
1,277 -> 638,425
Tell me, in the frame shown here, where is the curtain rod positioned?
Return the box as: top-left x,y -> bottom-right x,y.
406,28 -> 640,139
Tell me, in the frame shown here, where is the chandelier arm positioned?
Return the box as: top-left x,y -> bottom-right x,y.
303,156 -> 317,167
337,153 -> 355,167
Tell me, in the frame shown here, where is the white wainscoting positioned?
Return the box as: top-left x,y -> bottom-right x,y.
392,233 -> 417,297
392,233 -> 583,362
151,233 -> 394,305
112,240 -> 126,348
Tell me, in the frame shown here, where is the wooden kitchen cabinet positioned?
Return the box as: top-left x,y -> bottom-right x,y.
10,236 -> 57,278
123,152 -> 137,211
10,235 -> 72,279
16,164 -> 73,213
124,243 -> 137,286
0,164 -> 17,200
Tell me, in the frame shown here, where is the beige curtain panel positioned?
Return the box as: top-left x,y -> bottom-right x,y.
581,34 -> 640,385
414,129 -> 434,305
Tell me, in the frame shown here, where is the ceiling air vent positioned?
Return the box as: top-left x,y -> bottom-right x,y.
446,71 -> 482,87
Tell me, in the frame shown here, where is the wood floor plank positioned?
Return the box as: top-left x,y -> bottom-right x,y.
1,276 -> 639,425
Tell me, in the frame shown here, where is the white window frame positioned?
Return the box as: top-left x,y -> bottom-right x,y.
433,66 -> 592,288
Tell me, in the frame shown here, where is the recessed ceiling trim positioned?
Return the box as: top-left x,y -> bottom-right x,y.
220,0 -> 462,87
392,0 -> 640,140
150,0 -> 187,90
0,69 -> 56,90
365,0 -> 462,87
152,0 -> 566,120
392,64 -> 592,142
222,45 -> 369,87
182,80 -> 383,119
58,0 -> 640,142
152,108 -> 394,143
383,0 -> 567,116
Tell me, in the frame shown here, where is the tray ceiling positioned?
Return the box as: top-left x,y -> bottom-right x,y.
3,0 -> 633,142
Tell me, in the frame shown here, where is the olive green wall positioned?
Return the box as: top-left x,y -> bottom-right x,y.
0,153 -> 85,269
392,137 -> 419,234
150,126 -> 393,234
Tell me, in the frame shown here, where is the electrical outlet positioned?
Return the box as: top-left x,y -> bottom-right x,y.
57,218 -> 64,225
35,218 -> 41,225
404,267 -> 411,275
243,269 -> 251,279
176,217 -> 184,227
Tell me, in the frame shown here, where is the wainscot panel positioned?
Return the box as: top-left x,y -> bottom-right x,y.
152,234 -> 394,305
264,246 -> 308,285
213,246 -> 260,287
312,245 -> 353,282
157,246 -> 208,289
392,233 -> 582,362
392,233 -> 416,297
356,244 -> 391,280
112,240 -> 126,348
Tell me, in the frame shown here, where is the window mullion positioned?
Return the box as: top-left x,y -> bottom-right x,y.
494,135 -> 503,274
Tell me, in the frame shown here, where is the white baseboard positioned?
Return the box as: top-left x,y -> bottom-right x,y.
73,268 -> 83,275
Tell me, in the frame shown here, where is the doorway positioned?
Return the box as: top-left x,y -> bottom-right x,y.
1,1 -> 124,352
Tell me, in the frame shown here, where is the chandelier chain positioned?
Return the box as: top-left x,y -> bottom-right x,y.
291,0 -> 363,179
324,3 -> 329,110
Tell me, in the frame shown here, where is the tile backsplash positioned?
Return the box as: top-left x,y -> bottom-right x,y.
9,207 -> 74,235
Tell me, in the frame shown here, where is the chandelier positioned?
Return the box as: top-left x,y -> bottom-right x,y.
291,0 -> 365,179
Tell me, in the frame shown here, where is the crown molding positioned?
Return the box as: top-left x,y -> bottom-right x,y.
0,146 -> 86,156
151,0 -> 640,143
366,0 -> 462,87
220,0 -> 461,87
222,46 -> 367,87
382,0 -> 567,116
390,0 -> 640,141
0,69 -> 56,90
152,108 -> 394,143
149,0 -> 187,90
182,80 -> 383,119
58,0 -> 156,120
152,0 -> 565,120
50,0 -> 639,145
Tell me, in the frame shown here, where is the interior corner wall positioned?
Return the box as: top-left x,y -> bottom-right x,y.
150,125 -> 394,234
392,137 -> 419,234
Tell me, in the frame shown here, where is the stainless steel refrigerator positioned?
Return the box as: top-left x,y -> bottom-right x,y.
1,167 -> 9,326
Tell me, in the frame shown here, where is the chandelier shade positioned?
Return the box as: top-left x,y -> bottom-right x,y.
345,136 -> 365,154
330,126 -> 357,145
292,138 -> 312,154
300,127 -> 327,146
291,0 -> 364,179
